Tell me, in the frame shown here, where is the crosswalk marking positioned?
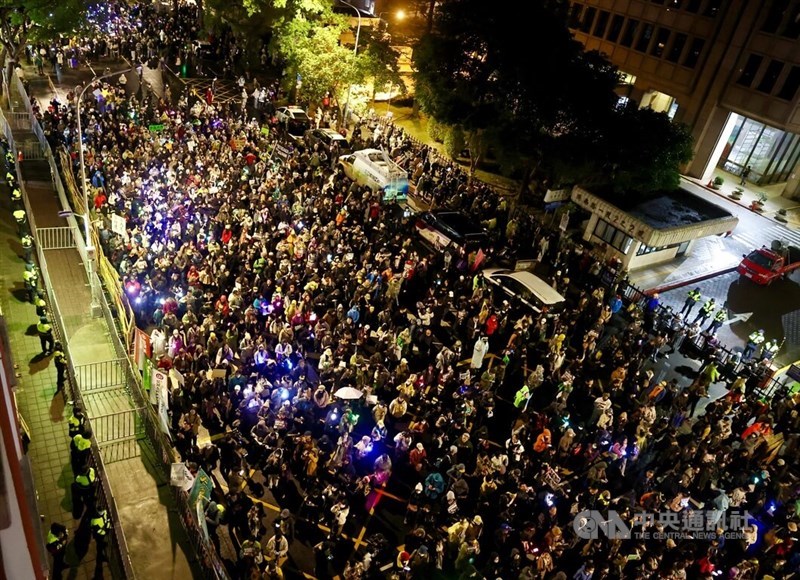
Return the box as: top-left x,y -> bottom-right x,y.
732,224 -> 800,251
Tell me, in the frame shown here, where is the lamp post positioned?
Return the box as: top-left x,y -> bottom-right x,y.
341,0 -> 362,130
76,67 -> 132,317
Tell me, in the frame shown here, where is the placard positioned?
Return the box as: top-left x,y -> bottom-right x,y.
111,214 -> 127,237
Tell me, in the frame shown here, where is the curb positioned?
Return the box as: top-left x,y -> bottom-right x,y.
646,265 -> 739,295
684,177 -> 785,224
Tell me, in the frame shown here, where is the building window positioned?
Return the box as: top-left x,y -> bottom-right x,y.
682,38 -> 705,68
607,14 -> 625,42
685,0 -> 702,12
736,54 -> 763,86
777,65 -> 800,100
757,59 -> 785,94
593,220 -> 634,254
580,7 -> 597,33
666,33 -> 687,62
568,3 -> 583,28
637,242 -> 679,256
781,5 -> 800,38
762,0 -> 790,34
593,10 -> 611,38
620,19 -> 640,47
635,23 -> 654,52
651,27 -> 671,57
704,0 -> 722,17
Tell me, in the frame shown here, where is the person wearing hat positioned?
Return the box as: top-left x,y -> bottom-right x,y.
46,521 -> 69,578
23,266 -> 38,303
37,315 -> 54,354
53,342 -> 67,392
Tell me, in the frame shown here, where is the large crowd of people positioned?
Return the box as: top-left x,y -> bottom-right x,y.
24,2 -> 800,579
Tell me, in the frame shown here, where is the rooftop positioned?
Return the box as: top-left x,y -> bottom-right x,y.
591,186 -> 734,229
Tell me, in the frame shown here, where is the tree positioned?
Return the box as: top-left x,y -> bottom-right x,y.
598,107 -> 695,195
359,28 -> 405,100
0,0 -> 86,66
412,0 -> 619,189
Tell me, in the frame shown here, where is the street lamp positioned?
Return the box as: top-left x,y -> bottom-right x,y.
76,67 -> 132,317
340,0 -> 361,130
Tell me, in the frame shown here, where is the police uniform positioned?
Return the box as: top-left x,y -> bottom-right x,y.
37,316 -> 53,353
13,208 -> 27,236
692,299 -> 715,326
681,288 -> 701,316
68,407 -> 86,437
54,345 -> 67,391
72,466 -> 96,518
708,307 -> 727,334
21,234 -> 33,262
23,269 -> 38,302
90,509 -> 111,561
46,523 -> 68,577
743,330 -> 765,360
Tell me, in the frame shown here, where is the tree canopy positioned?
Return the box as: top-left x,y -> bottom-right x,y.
412,0 -> 694,195
0,0 -> 87,61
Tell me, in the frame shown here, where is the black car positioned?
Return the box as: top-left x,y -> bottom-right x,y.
414,210 -> 489,254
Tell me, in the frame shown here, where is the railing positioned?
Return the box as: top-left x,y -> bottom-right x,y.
90,408 -> 145,444
7,111 -> 30,130
36,226 -> 77,250
0,106 -> 135,579
75,359 -> 128,393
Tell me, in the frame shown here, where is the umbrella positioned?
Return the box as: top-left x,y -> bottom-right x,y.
333,386 -> 363,400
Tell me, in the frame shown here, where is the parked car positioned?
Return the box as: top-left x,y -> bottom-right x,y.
482,268 -> 566,313
738,240 -> 800,285
275,106 -> 311,139
414,210 -> 489,253
304,127 -> 351,153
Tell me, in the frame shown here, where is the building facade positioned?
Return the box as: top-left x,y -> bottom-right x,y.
570,185 -> 739,270
567,0 -> 800,198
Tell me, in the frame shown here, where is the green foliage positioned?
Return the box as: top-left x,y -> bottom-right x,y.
713,176 -> 725,186
412,0 -> 693,192
0,0 -> 87,57
427,118 -> 445,143
599,107 -> 695,194
444,125 -> 465,159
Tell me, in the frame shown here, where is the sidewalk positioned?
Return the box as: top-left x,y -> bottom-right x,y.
9,60 -> 197,578
0,168 -> 102,579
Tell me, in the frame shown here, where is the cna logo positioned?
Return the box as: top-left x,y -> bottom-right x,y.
573,510 -> 631,540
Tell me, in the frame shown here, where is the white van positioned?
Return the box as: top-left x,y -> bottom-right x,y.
339,148 -> 410,202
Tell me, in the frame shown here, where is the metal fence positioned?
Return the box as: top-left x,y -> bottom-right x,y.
36,226 -> 77,250
7,111 -> 30,130
90,408 -> 145,447
75,359 -> 129,393
7,70 -> 230,579
0,106 -> 135,579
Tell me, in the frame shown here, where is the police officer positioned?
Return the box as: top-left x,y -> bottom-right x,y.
708,306 -> 727,334
45,522 -> 69,578
743,329 -> 765,360
53,342 -> 67,392
34,295 -> 47,318
90,508 -> 111,562
20,233 -> 34,263
10,185 -> 22,208
70,429 -> 92,474
5,167 -> 15,184
761,339 -> 780,362
692,298 -> 716,326
23,267 -> 38,303
37,315 -> 54,353
72,464 -> 97,518
681,287 -> 702,317
68,404 -> 87,438
13,208 -> 27,236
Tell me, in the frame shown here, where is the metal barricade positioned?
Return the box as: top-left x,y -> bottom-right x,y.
7,111 -> 30,130
75,359 -> 128,393
16,138 -> 45,160
36,226 -> 77,250
90,408 -> 145,444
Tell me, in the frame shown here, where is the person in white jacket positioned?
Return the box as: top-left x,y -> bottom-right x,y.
150,327 -> 166,359
471,336 -> 489,370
